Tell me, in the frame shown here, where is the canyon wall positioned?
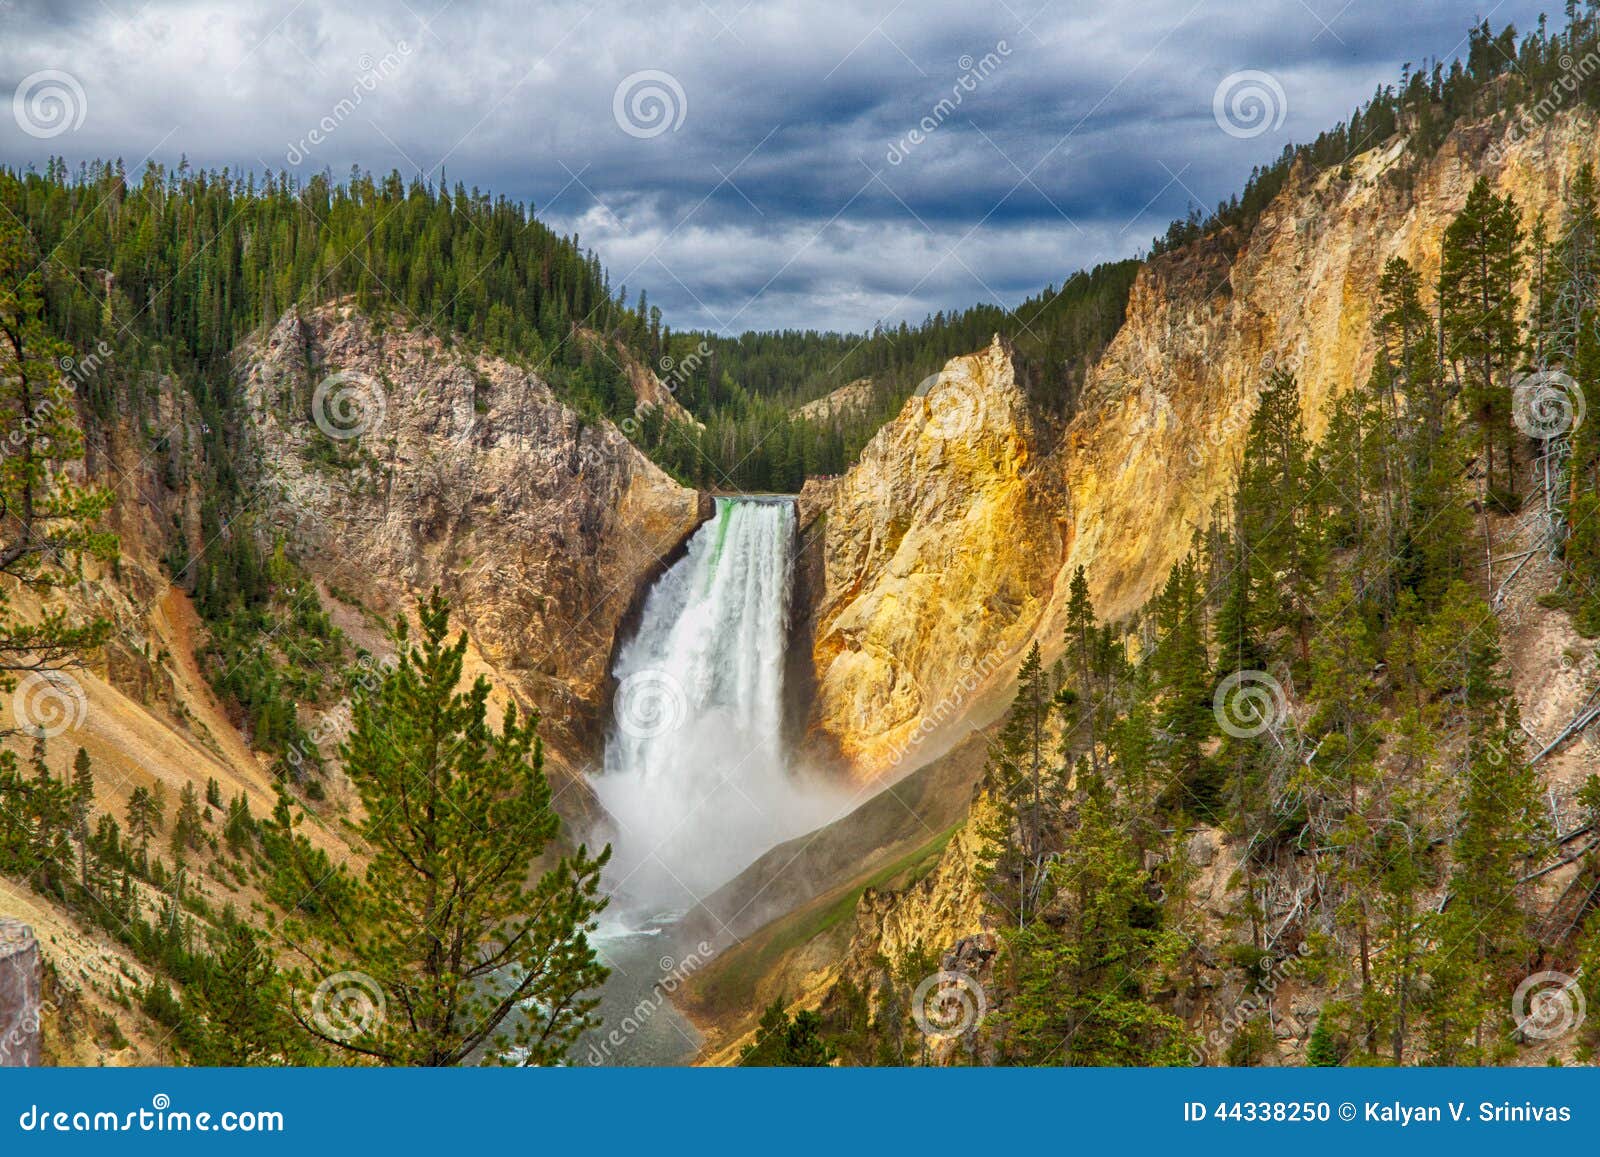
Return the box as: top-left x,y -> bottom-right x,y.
805,337 -> 1069,780
770,108 -> 1600,1052
806,107 -> 1600,785
237,306 -> 706,765
1057,109 -> 1600,625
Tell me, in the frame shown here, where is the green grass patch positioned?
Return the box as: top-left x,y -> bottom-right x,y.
693,821 -> 960,1014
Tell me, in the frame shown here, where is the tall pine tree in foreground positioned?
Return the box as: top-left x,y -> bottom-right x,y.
308,592 -> 611,1066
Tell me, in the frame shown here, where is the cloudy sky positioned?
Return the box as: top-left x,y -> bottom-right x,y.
0,0 -> 1559,334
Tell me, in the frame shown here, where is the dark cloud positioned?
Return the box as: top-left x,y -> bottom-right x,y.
0,0 -> 1558,332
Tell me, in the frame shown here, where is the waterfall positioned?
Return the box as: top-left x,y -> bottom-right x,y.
592,496 -> 840,919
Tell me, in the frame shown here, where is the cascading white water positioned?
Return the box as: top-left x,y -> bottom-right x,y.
592,496 -> 842,919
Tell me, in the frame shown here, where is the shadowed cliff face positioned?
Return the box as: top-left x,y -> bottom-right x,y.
236,305 -> 705,768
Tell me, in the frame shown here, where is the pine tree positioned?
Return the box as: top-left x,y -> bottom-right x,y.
188,921 -> 303,1065
309,591 -> 610,1066
1062,566 -> 1103,772
171,782 -> 204,856
1237,370 -> 1319,664
998,771 -> 1193,1065
1150,554 -> 1216,813
1422,596 -> 1543,1063
739,997 -> 838,1066
70,747 -> 94,890
1440,177 -> 1525,505
1305,1013 -> 1340,1066
125,785 -> 160,859
978,642 -> 1056,926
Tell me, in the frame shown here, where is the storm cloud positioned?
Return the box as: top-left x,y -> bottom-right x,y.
0,0 -> 1557,332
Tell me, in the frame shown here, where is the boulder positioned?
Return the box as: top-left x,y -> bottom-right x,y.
0,919 -> 41,1067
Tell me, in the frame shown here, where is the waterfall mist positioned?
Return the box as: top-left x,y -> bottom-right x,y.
592,496 -> 848,921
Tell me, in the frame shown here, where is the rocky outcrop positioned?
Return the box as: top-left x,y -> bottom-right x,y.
805,337 -> 1068,781
0,919 -> 41,1067
237,306 -> 705,764
792,378 -> 876,425
841,794 -> 993,980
